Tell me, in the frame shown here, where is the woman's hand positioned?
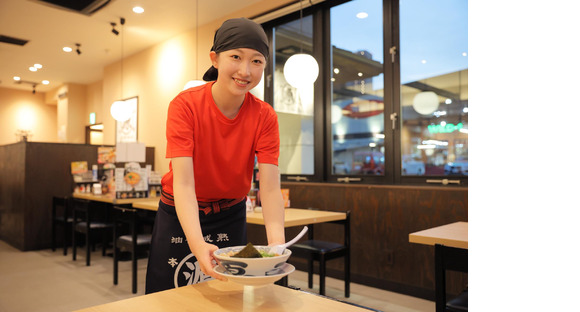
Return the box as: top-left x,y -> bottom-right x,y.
190,241 -> 228,281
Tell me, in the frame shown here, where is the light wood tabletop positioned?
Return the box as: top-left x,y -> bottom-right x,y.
247,208 -> 346,227
130,199 -> 159,211
74,279 -> 370,312
72,193 -> 160,206
409,221 -> 468,249
128,203 -> 347,228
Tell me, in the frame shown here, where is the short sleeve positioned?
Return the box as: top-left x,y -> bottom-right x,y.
255,105 -> 279,166
166,96 -> 195,158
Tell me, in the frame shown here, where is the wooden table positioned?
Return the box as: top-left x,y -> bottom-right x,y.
409,222 -> 468,312
72,193 -> 159,205
247,208 -> 346,227
74,279 -> 371,312
129,202 -> 348,228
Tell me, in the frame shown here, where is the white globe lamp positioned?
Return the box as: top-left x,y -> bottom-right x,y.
110,100 -> 132,122
412,91 -> 439,115
283,53 -> 319,89
183,80 -> 205,90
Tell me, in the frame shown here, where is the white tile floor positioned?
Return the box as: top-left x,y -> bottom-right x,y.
0,240 -> 433,312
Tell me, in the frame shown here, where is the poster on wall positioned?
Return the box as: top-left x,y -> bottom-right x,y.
116,97 -> 138,144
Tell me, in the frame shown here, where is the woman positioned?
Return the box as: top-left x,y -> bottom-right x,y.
145,18 -> 285,294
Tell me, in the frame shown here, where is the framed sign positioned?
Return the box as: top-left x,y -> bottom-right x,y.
115,96 -> 138,143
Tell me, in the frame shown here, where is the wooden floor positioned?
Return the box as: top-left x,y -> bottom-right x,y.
0,240 -> 433,312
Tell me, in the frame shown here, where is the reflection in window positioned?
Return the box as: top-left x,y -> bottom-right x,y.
331,0 -> 384,176
400,0 -> 468,176
272,15 -> 315,175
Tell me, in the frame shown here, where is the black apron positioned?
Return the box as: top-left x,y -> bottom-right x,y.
145,199 -> 247,294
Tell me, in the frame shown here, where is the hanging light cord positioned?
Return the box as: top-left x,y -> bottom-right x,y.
299,0 -> 303,53
121,18 -> 124,99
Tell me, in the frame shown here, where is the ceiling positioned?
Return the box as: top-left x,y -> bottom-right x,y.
0,0 -> 265,93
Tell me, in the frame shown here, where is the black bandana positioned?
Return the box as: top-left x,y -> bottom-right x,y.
203,18 -> 269,81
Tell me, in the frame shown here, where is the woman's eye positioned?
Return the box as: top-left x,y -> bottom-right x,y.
253,59 -> 263,64
232,55 -> 240,60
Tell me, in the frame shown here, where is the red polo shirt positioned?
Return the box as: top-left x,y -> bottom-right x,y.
161,82 -> 279,203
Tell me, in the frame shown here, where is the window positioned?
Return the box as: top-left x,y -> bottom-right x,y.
330,0 -> 385,177
399,0 -> 468,179
264,0 -> 467,185
272,14 -> 315,176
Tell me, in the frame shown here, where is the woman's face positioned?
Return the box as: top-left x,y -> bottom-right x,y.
211,48 -> 266,97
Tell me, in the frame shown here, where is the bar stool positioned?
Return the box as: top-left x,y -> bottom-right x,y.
72,198 -> 114,266
289,210 -> 351,297
51,196 -> 73,255
113,205 -> 152,294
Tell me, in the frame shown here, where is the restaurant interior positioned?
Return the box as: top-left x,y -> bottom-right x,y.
0,0 -> 472,311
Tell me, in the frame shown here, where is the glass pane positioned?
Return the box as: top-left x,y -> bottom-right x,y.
330,0 -> 385,176
273,15 -> 315,175
400,0 -> 468,176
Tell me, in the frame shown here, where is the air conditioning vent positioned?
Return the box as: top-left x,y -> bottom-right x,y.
29,0 -> 113,16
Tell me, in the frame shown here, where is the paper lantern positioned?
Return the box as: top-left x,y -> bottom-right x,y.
283,53 -> 319,89
110,100 -> 132,122
412,91 -> 439,115
183,80 -> 205,90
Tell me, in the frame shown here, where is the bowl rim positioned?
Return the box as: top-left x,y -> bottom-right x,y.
213,245 -> 291,259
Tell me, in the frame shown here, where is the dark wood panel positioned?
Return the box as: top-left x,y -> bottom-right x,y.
0,142 -> 155,251
256,182 -> 469,301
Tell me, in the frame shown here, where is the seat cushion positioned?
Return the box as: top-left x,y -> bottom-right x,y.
118,234 -> 152,246
446,289 -> 468,312
291,240 -> 345,253
76,222 -> 113,231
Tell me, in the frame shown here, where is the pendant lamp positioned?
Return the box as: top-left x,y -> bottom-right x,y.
184,0 -> 205,90
110,17 -> 131,122
283,0 -> 319,88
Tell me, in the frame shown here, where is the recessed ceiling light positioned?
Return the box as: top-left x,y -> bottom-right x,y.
13,76 -> 21,81
356,12 -> 368,19
63,46 -> 72,52
462,52 -> 467,56
34,63 -> 43,69
334,68 -> 340,74
421,59 -> 427,64
42,80 -> 50,85
133,6 -> 144,13
29,66 -> 37,72
357,72 -> 363,77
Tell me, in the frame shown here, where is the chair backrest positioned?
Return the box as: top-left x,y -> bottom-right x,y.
113,205 -> 138,241
307,210 -> 351,247
52,196 -> 70,219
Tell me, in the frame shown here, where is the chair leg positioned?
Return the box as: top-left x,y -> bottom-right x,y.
319,254 -> 326,296
102,231 -> 108,257
86,231 -> 91,266
63,223 -> 70,256
51,222 -> 56,252
132,251 -> 138,293
113,246 -> 119,285
345,253 -> 350,298
72,229 -> 77,261
307,253 -> 314,289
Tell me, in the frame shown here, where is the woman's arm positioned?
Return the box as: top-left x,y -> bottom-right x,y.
258,163 -> 285,246
172,157 -> 226,280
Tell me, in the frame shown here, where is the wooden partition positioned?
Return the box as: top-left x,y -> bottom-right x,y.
247,182 -> 467,301
0,142 -> 155,251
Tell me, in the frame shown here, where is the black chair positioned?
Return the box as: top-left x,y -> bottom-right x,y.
51,196 -> 73,255
446,288 -> 468,312
113,205 -> 152,294
72,198 -> 114,266
435,243 -> 468,312
289,210 -> 350,297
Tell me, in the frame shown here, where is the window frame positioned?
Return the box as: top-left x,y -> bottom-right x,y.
262,0 -> 468,187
